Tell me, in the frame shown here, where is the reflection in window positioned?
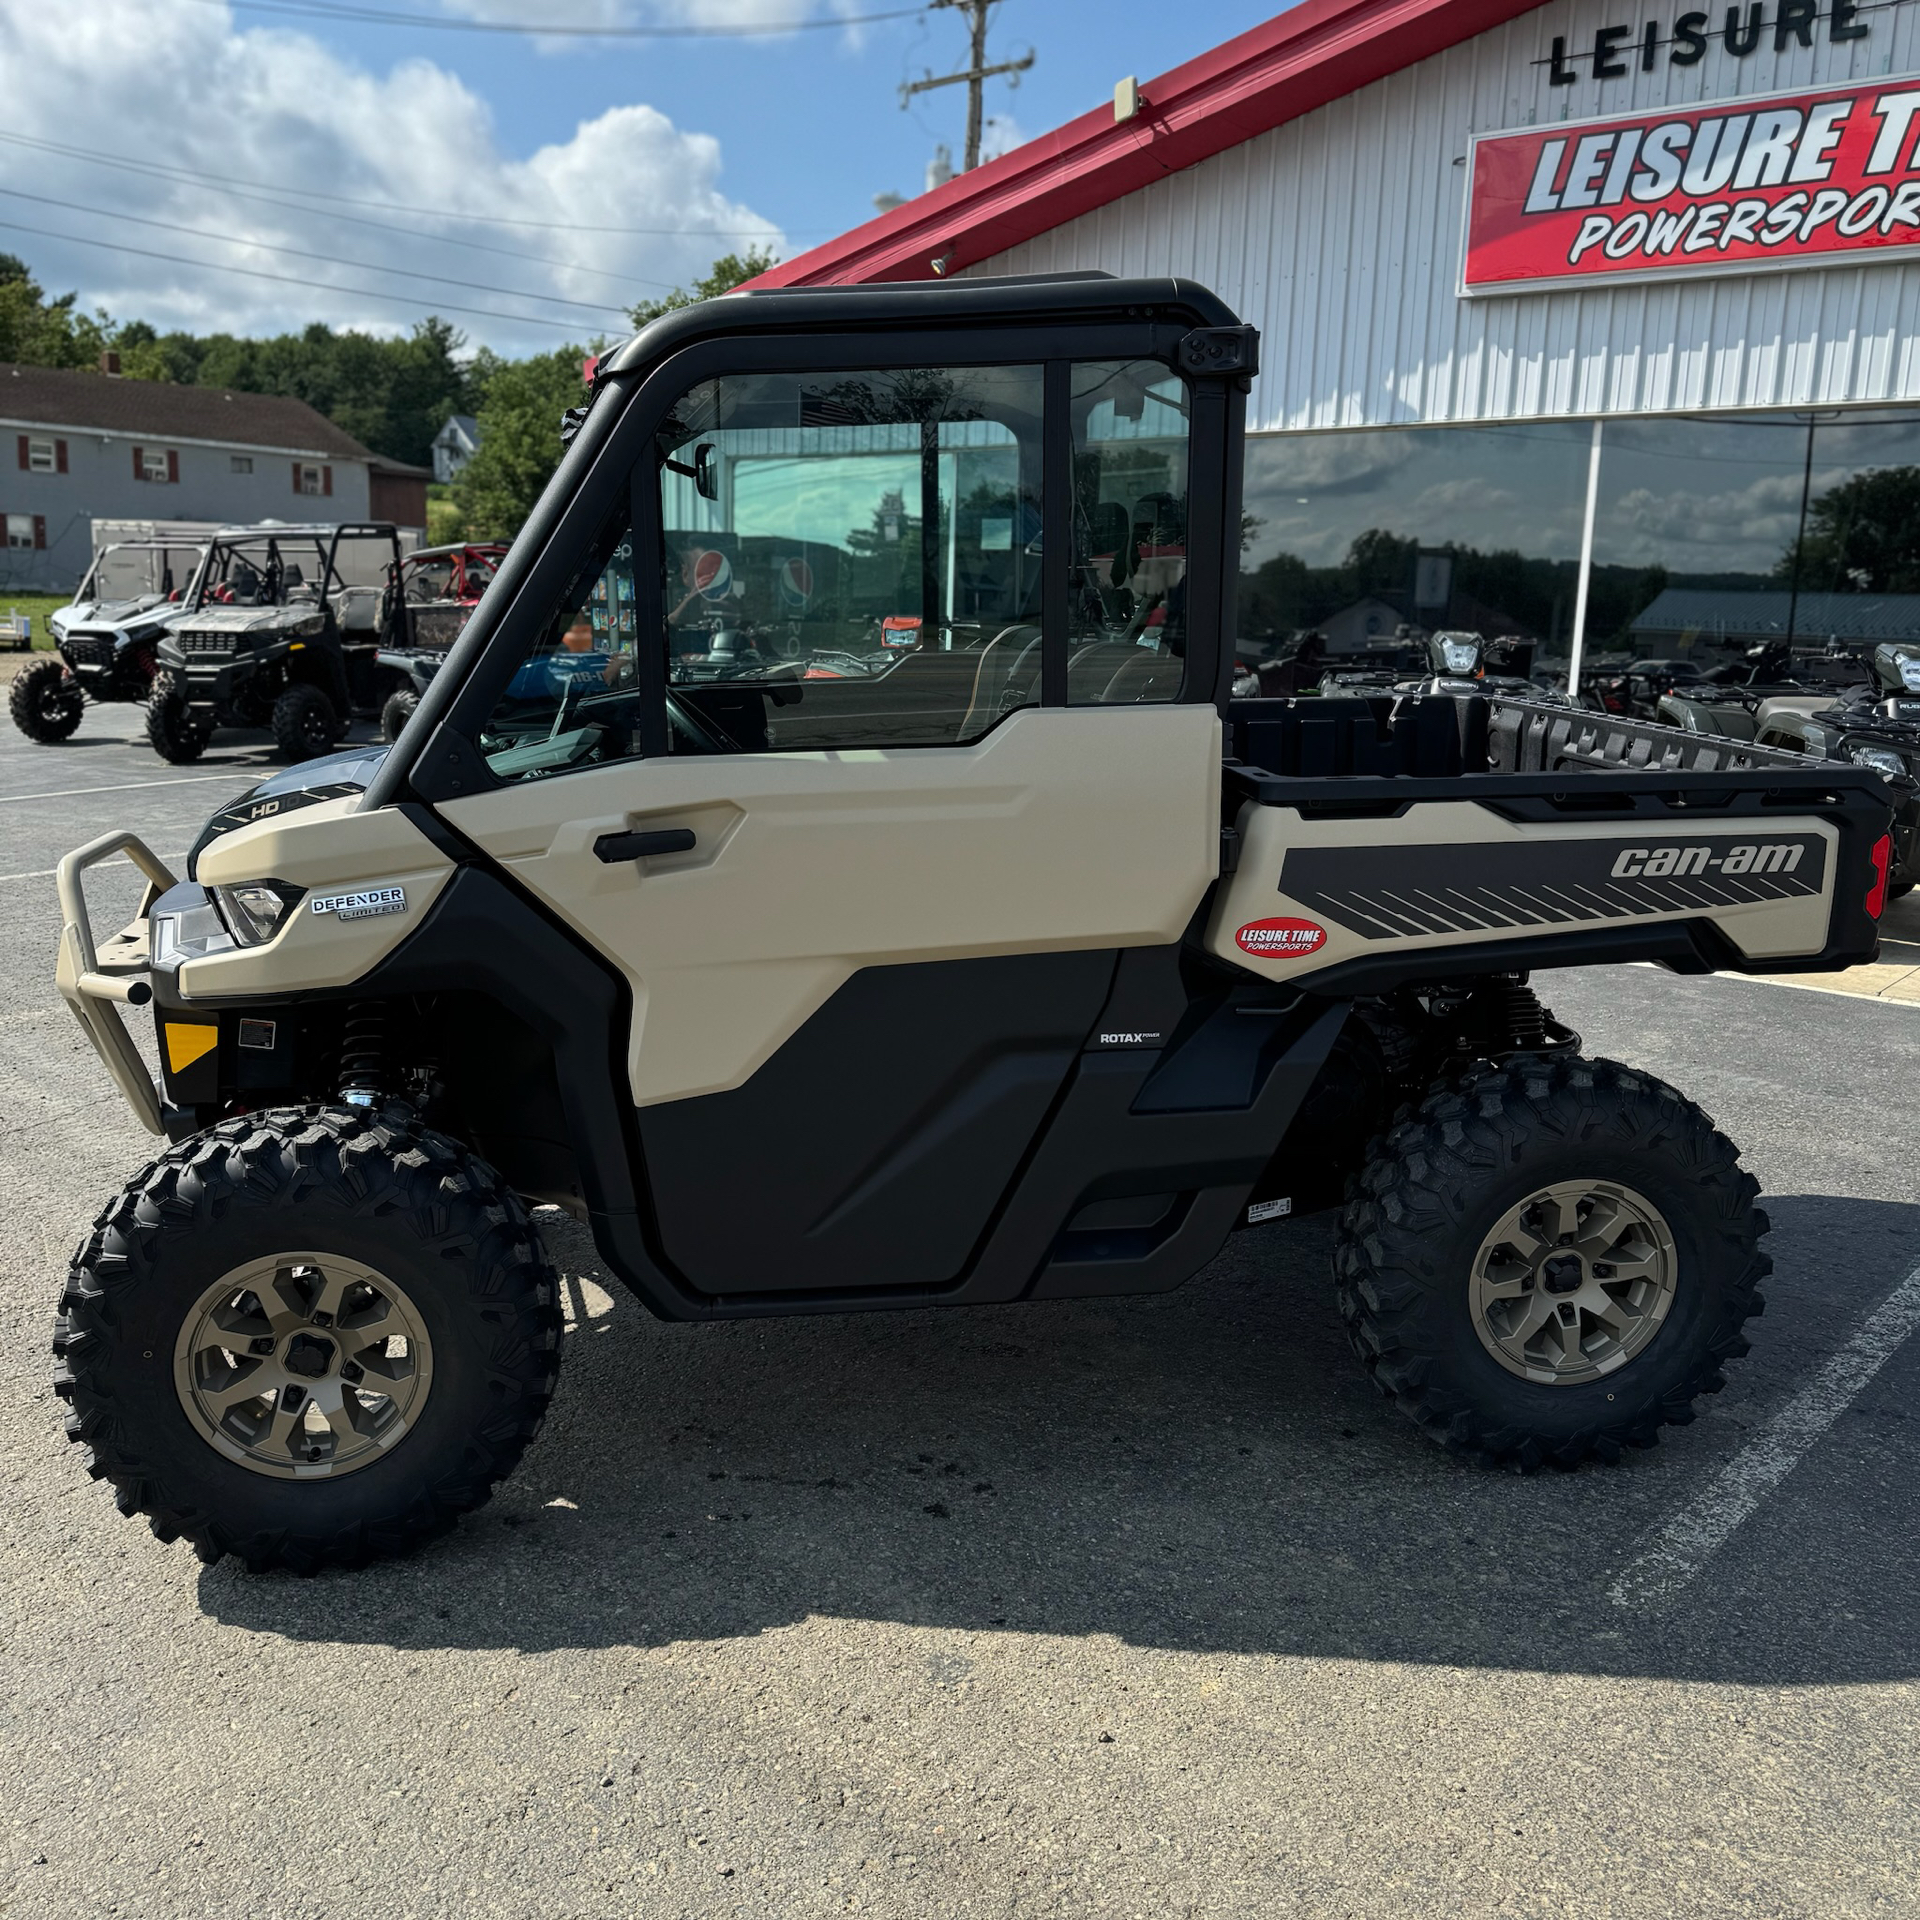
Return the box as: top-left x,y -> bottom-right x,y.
656,363 -> 1046,750
1238,422 -> 1593,656
1068,361 -> 1190,704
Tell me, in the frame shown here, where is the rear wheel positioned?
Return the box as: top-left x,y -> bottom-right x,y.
8,656 -> 84,742
380,685 -> 418,743
1334,1056 -> 1768,1469
52,1106 -> 562,1572
144,669 -> 211,763
272,681 -> 341,762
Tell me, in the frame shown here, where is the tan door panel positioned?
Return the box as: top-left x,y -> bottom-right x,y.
441,705 -> 1221,1107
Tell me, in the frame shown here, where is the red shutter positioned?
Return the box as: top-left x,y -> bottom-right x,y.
166,449 -> 179,484
293,461 -> 303,493
133,445 -> 145,481
15,434 -> 26,471
321,464 -> 332,497
54,438 -> 67,474
32,515 -> 45,550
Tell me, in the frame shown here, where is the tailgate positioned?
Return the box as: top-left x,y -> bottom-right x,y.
1210,696 -> 1897,993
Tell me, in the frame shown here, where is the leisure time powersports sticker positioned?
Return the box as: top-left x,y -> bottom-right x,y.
1235,917 -> 1329,958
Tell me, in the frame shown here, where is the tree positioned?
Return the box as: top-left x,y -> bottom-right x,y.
628,246 -> 778,329
450,345 -> 595,540
0,256 -> 115,370
1777,465 -> 1920,594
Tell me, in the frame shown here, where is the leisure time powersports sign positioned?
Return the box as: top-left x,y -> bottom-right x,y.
1463,74 -> 1920,293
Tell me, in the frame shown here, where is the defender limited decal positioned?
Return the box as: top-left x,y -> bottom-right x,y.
310,886 -> 407,923
1236,916 -> 1328,958
1280,835 -> 1826,942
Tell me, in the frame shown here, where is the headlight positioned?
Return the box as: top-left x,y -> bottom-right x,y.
150,896 -> 233,969
1438,638 -> 1480,675
210,879 -> 305,946
1902,659 -> 1920,694
1848,745 -> 1909,780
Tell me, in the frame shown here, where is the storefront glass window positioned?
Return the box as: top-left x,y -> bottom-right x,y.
1239,423 -> 1593,651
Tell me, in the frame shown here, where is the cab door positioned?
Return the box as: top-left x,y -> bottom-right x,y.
434,346 -> 1227,1297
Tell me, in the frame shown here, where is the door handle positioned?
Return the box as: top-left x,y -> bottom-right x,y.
594,827 -> 696,863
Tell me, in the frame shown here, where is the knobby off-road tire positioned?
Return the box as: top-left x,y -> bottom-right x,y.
271,682 -> 341,762
144,669 -> 211,763
380,685 -> 418,744
51,1106 -> 562,1572
1334,1056 -> 1768,1470
9,656 -> 84,742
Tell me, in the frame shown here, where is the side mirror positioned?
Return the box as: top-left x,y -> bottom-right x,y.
693,443 -> 718,501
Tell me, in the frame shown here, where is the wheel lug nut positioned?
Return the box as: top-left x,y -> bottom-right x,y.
341,1362 -> 362,1382
1593,1263 -> 1613,1278
1557,1233 -> 1574,1246
250,1336 -> 275,1355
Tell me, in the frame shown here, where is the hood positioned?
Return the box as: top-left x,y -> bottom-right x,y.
174,604 -> 326,639
187,743 -> 392,877
52,595 -> 184,640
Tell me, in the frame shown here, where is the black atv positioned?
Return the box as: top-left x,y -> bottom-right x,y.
9,539 -> 205,745
146,523 -> 415,765
1749,641 -> 1920,895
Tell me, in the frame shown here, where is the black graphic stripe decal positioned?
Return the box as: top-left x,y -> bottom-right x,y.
1282,836 -> 1826,942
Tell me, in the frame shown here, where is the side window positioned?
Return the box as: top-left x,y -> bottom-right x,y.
1068,360 -> 1190,705
476,507 -> 653,782
657,363 -> 1045,751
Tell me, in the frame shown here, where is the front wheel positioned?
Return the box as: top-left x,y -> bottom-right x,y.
144,668 -> 211,763
52,1107 -> 562,1572
1334,1056 -> 1768,1469
271,681 -> 342,762
9,656 -> 84,742
380,685 -> 418,743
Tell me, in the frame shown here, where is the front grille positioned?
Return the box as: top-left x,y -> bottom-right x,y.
62,635 -> 113,669
177,632 -> 233,657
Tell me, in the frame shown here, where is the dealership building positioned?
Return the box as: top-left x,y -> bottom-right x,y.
759,0 -> 1920,665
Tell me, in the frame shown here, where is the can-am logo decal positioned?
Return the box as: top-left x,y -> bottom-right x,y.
1611,842 -> 1804,877
1464,74 -> 1920,294
310,886 -> 406,923
1235,917 -> 1328,958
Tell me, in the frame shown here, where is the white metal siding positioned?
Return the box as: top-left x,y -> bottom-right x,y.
965,0 -> 1920,429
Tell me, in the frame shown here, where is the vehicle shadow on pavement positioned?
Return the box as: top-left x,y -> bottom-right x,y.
200,1192 -> 1920,1685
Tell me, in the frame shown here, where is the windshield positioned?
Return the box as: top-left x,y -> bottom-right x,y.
190,537 -> 335,612
81,544 -> 207,604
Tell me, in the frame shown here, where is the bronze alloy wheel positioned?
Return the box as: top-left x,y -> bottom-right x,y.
173,1253 -> 434,1479
1469,1179 -> 1678,1386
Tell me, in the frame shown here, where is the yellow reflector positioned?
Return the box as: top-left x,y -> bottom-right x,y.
289,642 -> 305,651
165,1023 -> 219,1072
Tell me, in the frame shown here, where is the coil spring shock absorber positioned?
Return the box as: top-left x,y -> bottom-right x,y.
338,1003 -> 387,1108
1494,977 -> 1551,1053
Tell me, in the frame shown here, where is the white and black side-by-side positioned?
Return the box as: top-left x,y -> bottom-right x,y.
49,274 -> 1904,1573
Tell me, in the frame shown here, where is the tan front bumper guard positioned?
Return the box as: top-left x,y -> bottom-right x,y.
55,832 -> 179,1137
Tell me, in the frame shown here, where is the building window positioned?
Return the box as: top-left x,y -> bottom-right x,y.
133,445 -> 178,484
294,463 -> 331,497
6,514 -> 44,550
230,455 -> 253,474
16,435 -> 66,474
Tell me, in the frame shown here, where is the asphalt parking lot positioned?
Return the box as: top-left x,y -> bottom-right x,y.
2,695 -> 1918,1920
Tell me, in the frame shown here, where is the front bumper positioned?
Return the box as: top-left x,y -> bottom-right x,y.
54,832 -> 176,1135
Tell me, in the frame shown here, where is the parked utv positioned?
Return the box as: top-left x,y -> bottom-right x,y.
145,523 -> 414,764
372,541 -> 508,741
9,538 -> 206,744
50,275 -> 1901,1575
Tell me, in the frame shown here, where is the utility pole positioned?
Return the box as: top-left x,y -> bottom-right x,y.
901,0 -> 1033,173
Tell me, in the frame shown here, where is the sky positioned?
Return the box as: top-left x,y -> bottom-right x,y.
0,0 -> 1270,360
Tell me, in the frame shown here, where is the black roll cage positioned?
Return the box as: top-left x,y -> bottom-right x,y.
185,522 -> 407,618
367,275 -> 1255,811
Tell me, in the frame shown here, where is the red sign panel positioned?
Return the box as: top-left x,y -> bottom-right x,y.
1464,75 -> 1920,294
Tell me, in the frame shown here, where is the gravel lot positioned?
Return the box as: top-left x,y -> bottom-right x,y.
2,701 -> 1917,1920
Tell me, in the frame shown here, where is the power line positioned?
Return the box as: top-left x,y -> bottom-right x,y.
0,128 -> 804,244
902,0 -> 1030,173
0,186 -> 635,317
184,0 -> 927,38
0,218 -> 594,337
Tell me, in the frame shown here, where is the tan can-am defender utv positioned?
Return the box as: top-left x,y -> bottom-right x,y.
51,276 -> 1900,1573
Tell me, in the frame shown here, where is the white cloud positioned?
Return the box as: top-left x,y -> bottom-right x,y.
0,0 -> 783,355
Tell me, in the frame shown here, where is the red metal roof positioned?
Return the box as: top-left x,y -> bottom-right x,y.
753,0 -> 1545,288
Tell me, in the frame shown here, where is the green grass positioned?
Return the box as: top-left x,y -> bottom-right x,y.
0,593 -> 73,650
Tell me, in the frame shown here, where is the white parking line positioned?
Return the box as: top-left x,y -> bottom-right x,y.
0,851 -> 188,884
1608,1256 -> 1920,1610
0,771 -> 254,806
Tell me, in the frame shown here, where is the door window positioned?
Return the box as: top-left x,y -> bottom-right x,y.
1068,360 -> 1190,705
658,363 -> 1045,751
